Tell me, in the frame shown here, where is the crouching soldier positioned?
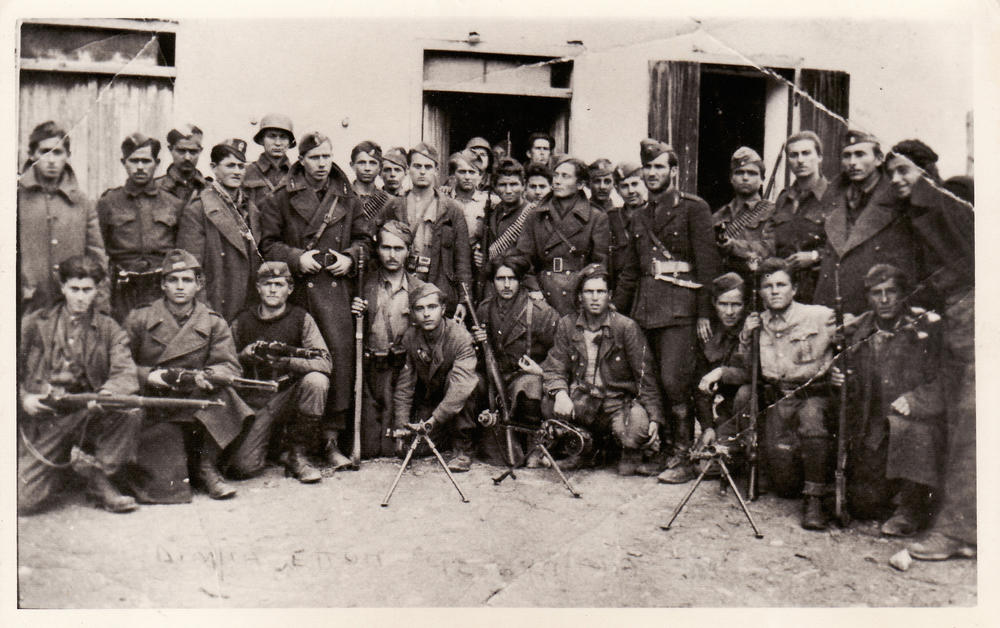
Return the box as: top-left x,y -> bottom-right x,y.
833,264 -> 944,536
18,255 -> 142,514
541,264 -> 663,474
392,283 -> 479,472
471,255 -> 560,467
124,249 -> 253,502
228,262 -> 332,483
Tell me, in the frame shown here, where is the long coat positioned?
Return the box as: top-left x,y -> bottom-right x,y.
259,161 -> 371,412
475,290 -> 559,384
177,185 -> 262,322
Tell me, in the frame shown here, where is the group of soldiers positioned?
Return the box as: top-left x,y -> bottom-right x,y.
17,114 -> 975,563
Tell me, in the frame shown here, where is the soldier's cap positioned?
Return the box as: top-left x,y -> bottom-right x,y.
166,124 -> 204,147
843,129 -> 880,149
888,139 -> 939,172
639,138 -> 676,165
254,113 -> 296,147
730,146 -> 764,175
588,158 -> 613,178
864,263 -> 910,292
409,282 -> 443,309
28,121 -> 69,152
298,132 -> 331,157
379,219 -> 414,247
553,154 -> 588,179
257,261 -> 293,281
613,161 -> 643,183
161,248 -> 201,275
465,136 -> 491,152
382,146 -> 408,169
408,142 -> 440,166
212,138 -> 248,163
449,149 -> 484,173
712,272 -> 745,298
573,263 -> 610,296
121,132 -> 161,159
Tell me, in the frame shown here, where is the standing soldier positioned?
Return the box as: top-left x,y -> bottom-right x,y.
523,163 -> 553,205
615,139 -> 721,481
483,158 -> 535,265
608,161 -> 645,295
244,113 -> 295,208
177,139 -> 262,322
18,121 -> 108,314
380,147 -> 409,198
587,158 -> 621,212
712,147 -> 775,277
510,155 -> 610,317
259,131 -> 371,470
525,132 -> 555,168
97,133 -> 185,321
465,136 -> 496,191
771,131 -> 830,303
445,149 -> 496,277
350,140 -> 383,200
156,124 -> 207,208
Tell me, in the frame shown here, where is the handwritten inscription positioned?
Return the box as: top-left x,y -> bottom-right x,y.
155,545 -> 381,574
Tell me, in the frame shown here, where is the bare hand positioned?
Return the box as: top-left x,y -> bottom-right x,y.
697,317 -> 712,343
529,290 -> 545,302
786,250 -> 818,269
473,248 -> 484,269
698,427 -> 717,450
147,369 -> 170,388
22,393 -> 54,417
553,390 -> 574,420
518,355 -> 543,376
698,367 -> 724,395
453,303 -> 467,324
86,390 -> 114,413
325,250 -> 353,276
240,340 -> 265,360
891,395 -> 911,416
299,250 -> 323,274
471,324 -> 488,344
192,370 -> 215,392
645,421 -> 661,451
830,365 -> 845,387
351,297 -> 368,316
743,312 -> 761,335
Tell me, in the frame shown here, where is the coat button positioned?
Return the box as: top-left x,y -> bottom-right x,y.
331,281 -> 337,287
307,282 -> 314,288
220,251 -> 225,256
51,239 -> 58,245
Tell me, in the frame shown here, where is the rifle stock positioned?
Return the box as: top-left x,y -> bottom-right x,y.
162,368 -> 278,393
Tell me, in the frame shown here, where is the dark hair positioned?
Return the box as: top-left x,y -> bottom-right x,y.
487,255 -> 529,281
210,145 -> 244,163
786,131 -> 823,157
527,132 -> 555,152
758,257 -> 796,287
943,175 -> 974,204
864,263 -> 911,294
555,157 -> 589,184
58,254 -> 106,285
525,162 -> 552,183
28,121 -> 70,155
495,157 -> 525,182
351,140 -> 382,163
574,264 -> 611,300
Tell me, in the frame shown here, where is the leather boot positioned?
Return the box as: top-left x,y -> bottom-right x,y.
658,405 -> 695,483
617,448 -> 642,476
285,445 -> 322,484
524,435 -> 545,468
323,430 -> 353,471
801,495 -> 829,530
70,446 -> 137,513
882,482 -> 930,537
199,441 -> 236,500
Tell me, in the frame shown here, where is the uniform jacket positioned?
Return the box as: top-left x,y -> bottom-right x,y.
259,161 -> 372,412
814,174 -> 920,315
393,317 -> 478,428
156,164 -> 207,208
904,176 -> 975,303
615,188 -> 721,328
359,269 -> 427,354
97,178 -> 186,270
124,298 -> 251,448
20,304 -> 138,397
243,153 -> 290,208
712,197 -> 776,273
475,289 -> 560,381
606,203 -> 634,293
542,310 -> 665,425
729,301 -> 837,384
18,165 -> 108,312
771,176 -> 830,303
177,185 -> 262,321
484,199 -> 535,261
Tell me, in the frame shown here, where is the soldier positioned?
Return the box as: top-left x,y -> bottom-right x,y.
177,139 -> 262,322
713,146 -> 775,277
392,283 -> 479,472
701,258 -> 839,530
18,255 -> 141,514
244,113 -> 295,208
523,162 -> 552,204
465,136 -> 495,191
587,158 -> 622,212
380,147 -> 409,198
156,124 -> 207,207
608,161 -> 645,295
124,249 -> 253,502
541,264 -> 663,474
18,121 -> 108,314
445,149 -> 498,274
350,140 -> 383,200
510,155 -> 610,317
259,131 -> 371,471
770,131 -> 830,304
376,143 -> 472,319
472,256 -> 560,467
228,262 -> 332,483
615,139 -> 721,481
483,158 -> 535,266
525,131 -> 555,168
351,221 -> 427,459
97,133 -> 186,321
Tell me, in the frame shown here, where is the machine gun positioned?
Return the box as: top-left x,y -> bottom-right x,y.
833,264 -> 851,526
161,368 -> 278,393
380,420 -> 469,507
248,341 -> 325,360
40,390 -> 225,412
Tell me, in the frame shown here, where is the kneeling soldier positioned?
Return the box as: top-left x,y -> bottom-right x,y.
228,262 -> 332,483
18,255 -> 142,514
541,264 -> 663,474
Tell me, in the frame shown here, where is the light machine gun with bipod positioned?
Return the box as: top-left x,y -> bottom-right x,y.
380,420 -> 470,507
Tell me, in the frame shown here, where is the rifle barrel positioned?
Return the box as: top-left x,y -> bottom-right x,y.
47,393 -> 225,410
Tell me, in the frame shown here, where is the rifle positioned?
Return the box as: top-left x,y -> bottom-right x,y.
161,368 -> 279,393
250,341 -> 325,360
833,263 -> 850,526
41,390 -> 225,412
351,256 -> 365,469
745,258 -> 762,501
762,144 -> 785,201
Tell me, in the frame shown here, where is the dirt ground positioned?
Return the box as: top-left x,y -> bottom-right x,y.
17,457 -> 976,608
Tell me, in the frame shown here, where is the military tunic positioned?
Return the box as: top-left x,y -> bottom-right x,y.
771,176 -> 829,303
243,153 -> 290,208
712,197 -> 776,277
155,164 -> 207,209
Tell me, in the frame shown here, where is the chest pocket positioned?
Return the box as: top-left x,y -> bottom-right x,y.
152,204 -> 179,228
604,344 -> 631,380
790,327 -> 820,364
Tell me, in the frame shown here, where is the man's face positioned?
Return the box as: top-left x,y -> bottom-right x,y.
31,136 -> 70,182
454,164 -> 481,193
495,175 -> 524,205
841,142 -> 882,183
352,151 -> 381,184
643,153 -> 676,192
161,269 -> 201,306
527,139 -> 552,165
730,165 -> 762,198
256,277 -> 292,309
580,277 -> 610,317
408,153 -> 437,190
300,140 -> 333,184
761,271 -> 796,311
493,265 -> 520,301
867,278 -> 904,322
412,293 -> 444,332
381,162 -> 406,192
589,174 -> 614,203
60,277 -> 98,315
377,230 -> 409,272
212,155 -> 247,189
616,175 -> 646,209
123,145 -> 159,187
787,139 -> 821,181
886,154 -> 923,200
525,175 -> 551,203
713,288 -> 745,328
469,147 -> 490,168
261,130 -> 291,160
169,138 -> 202,176
552,163 -> 580,199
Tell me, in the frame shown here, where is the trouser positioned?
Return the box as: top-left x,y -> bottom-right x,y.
18,407 -> 142,513
697,382 -> 743,437
405,397 -> 477,458
110,268 -> 161,322
360,353 -> 407,459
760,387 -> 832,498
477,372 -> 543,466
542,392 -> 651,452
647,324 -> 697,450
227,372 -> 329,477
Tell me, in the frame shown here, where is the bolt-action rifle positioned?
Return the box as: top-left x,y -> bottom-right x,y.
161,368 -> 278,393
833,263 -> 850,526
249,341 -> 325,360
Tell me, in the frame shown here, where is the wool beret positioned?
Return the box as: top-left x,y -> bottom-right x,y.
449,149 -> 484,173
588,158 -> 613,178
298,132 -> 332,157
212,138 -> 247,163
257,261 -> 293,281
379,219 -> 414,247
889,139 -> 939,173
613,161 -> 643,183
730,146 -> 764,175
639,138 -> 675,165
121,132 -> 161,159
382,147 -> 409,169
409,142 -> 440,165
161,248 -> 201,274
712,272 -> 745,299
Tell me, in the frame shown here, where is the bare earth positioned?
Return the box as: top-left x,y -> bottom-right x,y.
17,458 -> 976,608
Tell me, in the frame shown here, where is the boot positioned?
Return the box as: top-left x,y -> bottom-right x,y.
199,441 -> 236,500
657,454 -> 696,484
909,532 -> 977,561
635,447 -> 667,476
801,495 -> 829,530
881,482 -> 930,537
447,437 -> 473,472
323,430 -> 353,471
524,446 -> 546,469
285,445 -> 322,484
70,446 -> 137,513
658,404 -> 696,483
617,448 -> 642,476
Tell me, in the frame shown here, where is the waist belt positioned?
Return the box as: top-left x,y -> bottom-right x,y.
651,259 -> 691,274
545,256 -> 584,273
365,350 -> 407,369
